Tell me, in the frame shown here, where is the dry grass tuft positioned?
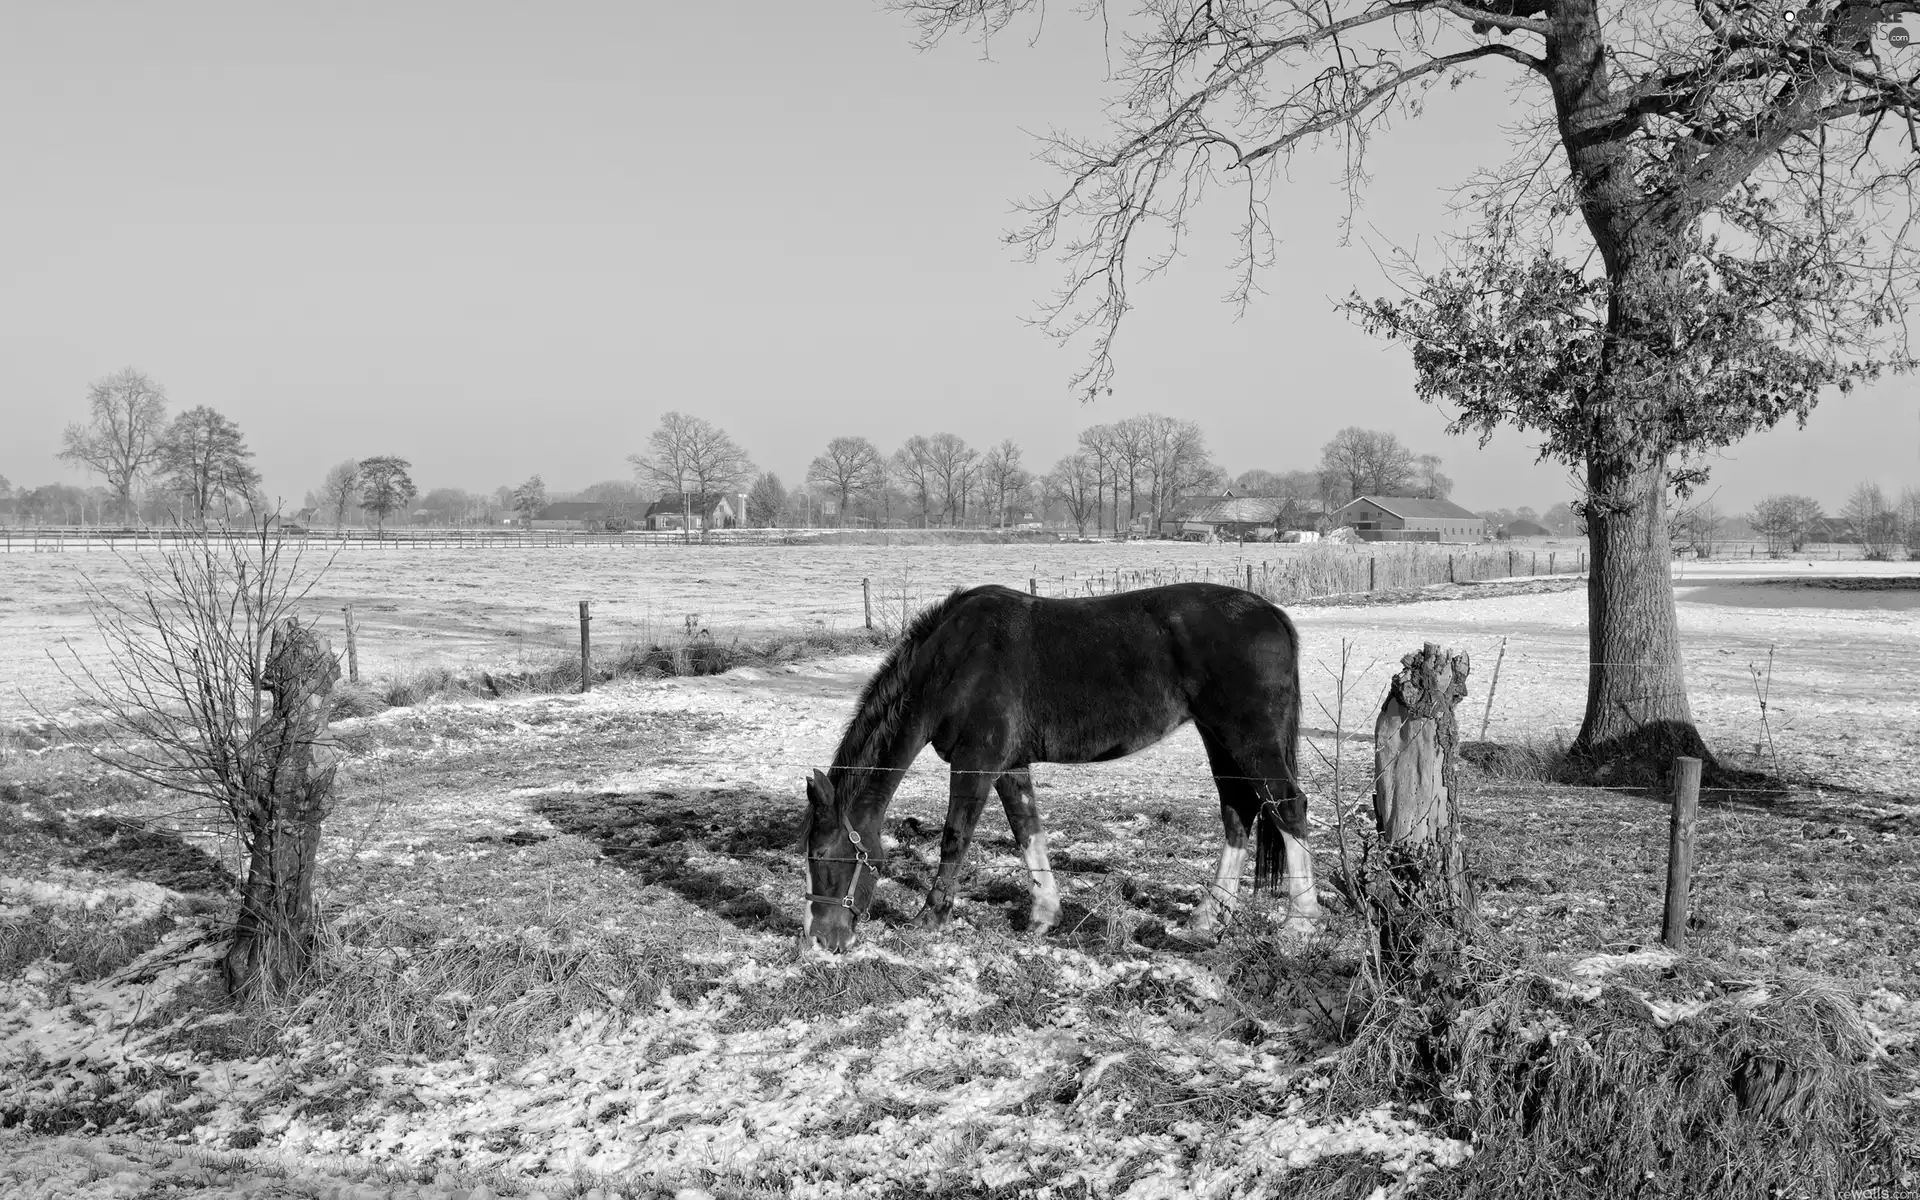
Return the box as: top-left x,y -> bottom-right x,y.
0,908 -> 182,986
1335,931 -> 1912,1196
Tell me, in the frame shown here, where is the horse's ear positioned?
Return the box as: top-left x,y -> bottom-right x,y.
806,769 -> 834,813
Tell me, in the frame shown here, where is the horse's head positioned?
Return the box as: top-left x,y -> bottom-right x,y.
799,768 -> 878,953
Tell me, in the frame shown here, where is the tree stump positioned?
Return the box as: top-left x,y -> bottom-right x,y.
223,617 -> 341,996
1370,643 -> 1474,967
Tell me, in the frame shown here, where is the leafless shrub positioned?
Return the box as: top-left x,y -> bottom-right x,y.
49,517 -> 341,995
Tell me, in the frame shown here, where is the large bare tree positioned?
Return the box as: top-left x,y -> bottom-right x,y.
628,412 -> 756,541
807,436 -> 886,526
1076,424 -> 1121,535
1320,427 -> 1418,501
1046,452 -> 1102,534
893,436 -> 939,527
318,461 -> 360,529
894,0 -> 1920,763
157,406 -> 262,522
59,368 -> 171,522
921,432 -> 979,525
980,439 -> 1031,528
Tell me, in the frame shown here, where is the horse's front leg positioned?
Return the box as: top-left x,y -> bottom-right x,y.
917,763 -> 995,929
995,768 -> 1061,935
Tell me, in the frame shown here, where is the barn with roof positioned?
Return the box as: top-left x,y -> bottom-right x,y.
1332,495 -> 1486,543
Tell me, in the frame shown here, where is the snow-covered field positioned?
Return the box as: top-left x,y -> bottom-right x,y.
3,547 -> 1917,1196
0,538 -> 1587,725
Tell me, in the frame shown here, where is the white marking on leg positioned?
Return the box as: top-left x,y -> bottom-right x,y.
1188,840 -> 1246,934
1279,830 -> 1323,931
1022,830 -> 1061,929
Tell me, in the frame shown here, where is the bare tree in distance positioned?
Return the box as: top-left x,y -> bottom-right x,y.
1046,453 -> 1101,535
1677,499 -> 1723,559
628,412 -> 755,542
980,439 -> 1029,528
1844,483 -> 1897,559
59,368 -> 172,522
807,437 -> 885,527
1900,488 -> 1920,559
319,461 -> 360,529
53,518 -> 342,995
1137,415 -> 1220,532
1320,428 -> 1418,500
746,472 -> 787,528
892,437 -> 937,528
921,433 -> 978,526
157,406 -> 262,523
1413,454 -> 1454,501
893,0 -> 1920,766
512,475 -> 547,527
356,456 -> 417,536
1749,494 -> 1821,555
1076,424 -> 1119,536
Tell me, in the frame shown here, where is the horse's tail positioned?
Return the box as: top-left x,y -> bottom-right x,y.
1253,605 -> 1303,895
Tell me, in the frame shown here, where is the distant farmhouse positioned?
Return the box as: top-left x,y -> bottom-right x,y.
1176,496 -> 1294,540
643,491 -> 747,532
1332,496 -> 1486,543
1502,517 -> 1551,538
532,502 -> 622,531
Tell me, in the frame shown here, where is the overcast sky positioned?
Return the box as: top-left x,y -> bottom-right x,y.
3,2 -> 1917,516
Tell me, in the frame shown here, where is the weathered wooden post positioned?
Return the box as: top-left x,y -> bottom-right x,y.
1369,556 -> 1377,591
1029,577 -> 1037,595
1246,563 -> 1253,590
1661,756 -> 1703,949
1370,643 -> 1475,969
862,577 -> 872,629
578,601 -> 592,693
224,617 -> 340,995
341,605 -> 359,684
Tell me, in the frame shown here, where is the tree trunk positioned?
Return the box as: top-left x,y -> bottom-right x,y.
1370,643 -> 1474,968
1573,454 -> 1709,764
223,617 -> 340,996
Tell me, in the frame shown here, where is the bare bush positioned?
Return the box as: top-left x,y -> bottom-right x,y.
54,518 -> 342,995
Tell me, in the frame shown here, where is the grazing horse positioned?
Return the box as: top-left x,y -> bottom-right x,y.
799,581 -> 1320,952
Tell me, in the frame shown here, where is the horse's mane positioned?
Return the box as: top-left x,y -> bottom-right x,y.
828,587 -> 970,794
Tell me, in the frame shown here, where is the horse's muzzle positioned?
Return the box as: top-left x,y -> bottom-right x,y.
800,905 -> 857,954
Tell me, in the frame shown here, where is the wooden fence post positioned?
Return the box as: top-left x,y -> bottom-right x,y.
863,577 -> 872,629
1029,577 -> 1037,595
1661,756 -> 1703,949
578,601 -> 592,693
342,605 -> 359,684
1369,556 -> 1377,591
1246,563 -> 1253,590
1448,554 -> 1456,584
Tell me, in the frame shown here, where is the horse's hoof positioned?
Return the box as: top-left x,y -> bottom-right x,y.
913,907 -> 951,930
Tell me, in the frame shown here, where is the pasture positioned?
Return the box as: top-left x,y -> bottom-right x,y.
1,542 -> 1917,1197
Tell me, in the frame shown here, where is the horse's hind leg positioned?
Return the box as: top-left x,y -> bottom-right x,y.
1237,748 -> 1324,936
1188,728 -> 1258,940
995,768 -> 1061,934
